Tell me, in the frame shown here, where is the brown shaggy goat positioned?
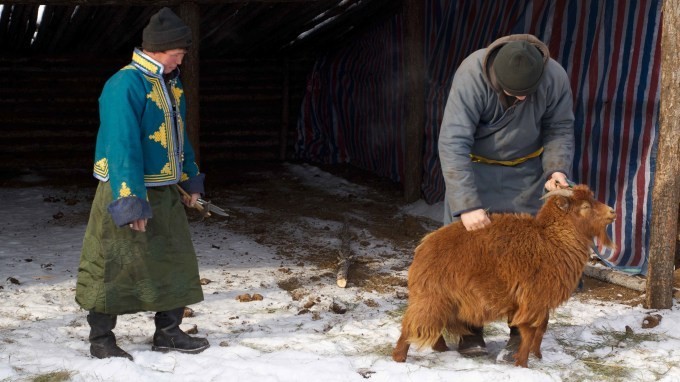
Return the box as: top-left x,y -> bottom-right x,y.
392,184 -> 616,367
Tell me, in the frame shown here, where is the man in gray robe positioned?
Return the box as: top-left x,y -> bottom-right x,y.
438,34 -> 575,361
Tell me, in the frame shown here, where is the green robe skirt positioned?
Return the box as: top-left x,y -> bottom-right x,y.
75,182 -> 204,314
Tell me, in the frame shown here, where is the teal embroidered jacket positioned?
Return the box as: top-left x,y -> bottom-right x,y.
92,49 -> 204,226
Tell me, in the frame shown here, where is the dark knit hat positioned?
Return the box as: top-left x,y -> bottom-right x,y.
142,7 -> 192,52
493,41 -> 544,96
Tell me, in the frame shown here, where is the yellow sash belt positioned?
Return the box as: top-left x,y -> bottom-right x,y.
469,147 -> 544,166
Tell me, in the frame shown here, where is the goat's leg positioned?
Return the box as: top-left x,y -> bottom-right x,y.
513,324 -> 537,368
392,333 -> 410,362
431,334 -> 448,352
530,313 -> 549,359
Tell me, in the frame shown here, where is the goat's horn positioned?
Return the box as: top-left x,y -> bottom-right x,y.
540,188 -> 574,200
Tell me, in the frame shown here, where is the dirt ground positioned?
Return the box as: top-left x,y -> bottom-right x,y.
202,161 -> 651,308
0,161 -> 660,307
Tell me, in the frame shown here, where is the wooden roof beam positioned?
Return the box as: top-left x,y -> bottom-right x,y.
1,0 -> 318,5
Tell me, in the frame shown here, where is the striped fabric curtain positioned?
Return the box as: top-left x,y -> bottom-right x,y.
295,0 -> 662,273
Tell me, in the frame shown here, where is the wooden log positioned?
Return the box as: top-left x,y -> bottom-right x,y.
583,264 -> 646,292
179,2 -> 202,164
676,205 -> 680,269
279,59 -> 290,160
0,3 -> 10,49
646,0 -> 680,309
402,0 -> 425,202
336,219 -> 353,288
3,0 -> 317,4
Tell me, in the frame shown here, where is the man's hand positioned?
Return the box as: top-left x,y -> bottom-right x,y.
182,192 -> 200,208
460,209 -> 491,231
128,218 -> 148,232
545,172 -> 569,191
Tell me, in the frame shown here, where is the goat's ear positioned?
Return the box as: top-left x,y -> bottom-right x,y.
554,196 -> 571,211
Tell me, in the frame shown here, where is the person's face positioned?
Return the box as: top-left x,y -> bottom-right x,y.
151,49 -> 187,74
503,90 -> 526,101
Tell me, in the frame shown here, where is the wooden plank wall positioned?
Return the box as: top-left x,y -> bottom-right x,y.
200,58 -> 311,162
0,56 -> 313,174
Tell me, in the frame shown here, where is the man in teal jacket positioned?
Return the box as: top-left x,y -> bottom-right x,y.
76,7 -> 209,360
438,34 -> 575,362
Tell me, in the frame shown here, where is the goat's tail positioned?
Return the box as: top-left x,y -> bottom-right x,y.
400,297 -> 459,350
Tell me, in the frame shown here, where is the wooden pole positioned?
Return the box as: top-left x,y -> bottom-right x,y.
280,59 -> 290,160
645,0 -> 680,309
5,0 -> 316,4
178,2 -> 201,164
336,218 -> 353,288
402,0 -> 425,202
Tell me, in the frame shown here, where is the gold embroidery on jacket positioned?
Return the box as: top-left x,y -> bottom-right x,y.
93,158 -> 109,178
149,123 -> 168,148
161,163 -> 172,175
180,173 -> 189,182
119,182 -> 132,198
171,85 -> 183,109
147,86 -> 164,110
133,52 -> 160,73
142,76 -> 178,183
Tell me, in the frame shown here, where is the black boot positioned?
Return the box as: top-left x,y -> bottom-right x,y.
496,326 -> 521,363
87,312 -> 133,361
458,325 -> 488,357
152,307 -> 210,354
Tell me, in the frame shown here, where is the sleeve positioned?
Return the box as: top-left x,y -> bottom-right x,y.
176,79 -> 206,195
99,73 -> 153,226
178,132 -> 205,195
540,60 -> 575,179
438,54 -> 487,216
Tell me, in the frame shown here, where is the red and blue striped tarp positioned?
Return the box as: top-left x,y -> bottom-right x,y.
295,0 -> 662,273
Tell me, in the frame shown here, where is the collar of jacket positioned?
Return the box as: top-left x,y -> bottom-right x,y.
130,48 -> 180,79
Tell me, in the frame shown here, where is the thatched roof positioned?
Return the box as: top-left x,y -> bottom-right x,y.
0,0 -> 399,58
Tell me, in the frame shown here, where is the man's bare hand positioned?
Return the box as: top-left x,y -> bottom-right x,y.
460,209 -> 491,231
128,218 -> 148,232
182,193 -> 200,208
545,172 -> 569,191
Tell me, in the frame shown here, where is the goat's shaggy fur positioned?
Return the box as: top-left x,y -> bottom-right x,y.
392,185 -> 616,367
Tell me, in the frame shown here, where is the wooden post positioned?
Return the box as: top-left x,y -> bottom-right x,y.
336,218 -> 353,288
645,0 -> 680,309
178,2 -> 201,164
402,0 -> 425,202
280,59 -> 290,160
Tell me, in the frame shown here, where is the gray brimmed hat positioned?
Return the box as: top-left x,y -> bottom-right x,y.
142,7 -> 192,52
493,41 -> 544,96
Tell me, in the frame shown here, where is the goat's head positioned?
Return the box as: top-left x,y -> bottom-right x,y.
539,185 -> 616,249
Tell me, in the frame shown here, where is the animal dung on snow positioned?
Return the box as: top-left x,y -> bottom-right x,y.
392,184 -> 616,368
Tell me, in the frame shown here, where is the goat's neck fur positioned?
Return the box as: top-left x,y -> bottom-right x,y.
534,202 -> 593,296
535,200 -> 595,249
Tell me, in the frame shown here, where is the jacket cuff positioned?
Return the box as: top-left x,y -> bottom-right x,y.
107,196 -> 153,227
179,173 -> 206,196
452,206 -> 484,218
544,169 -> 570,180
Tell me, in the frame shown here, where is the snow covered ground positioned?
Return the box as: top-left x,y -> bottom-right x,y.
1,163 -> 679,382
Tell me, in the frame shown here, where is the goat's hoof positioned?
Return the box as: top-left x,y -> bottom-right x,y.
432,336 -> 449,352
533,350 -> 543,359
392,348 -> 407,362
513,354 -> 529,368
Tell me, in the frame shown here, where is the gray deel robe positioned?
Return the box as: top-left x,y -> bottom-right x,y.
439,34 -> 575,224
